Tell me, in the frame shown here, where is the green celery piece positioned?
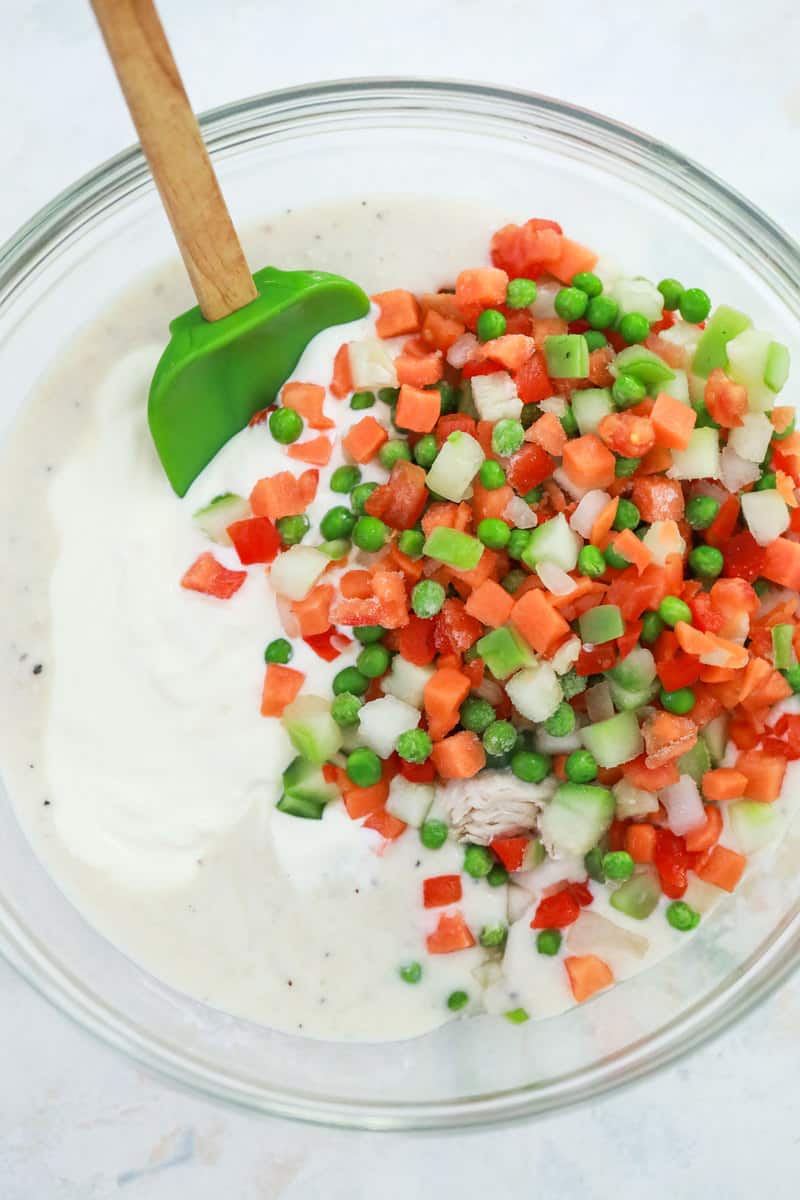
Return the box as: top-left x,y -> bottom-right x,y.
608,646 -> 656,691
608,677 -> 658,712
544,334 -> 590,379
677,737 -> 711,784
692,304 -> 752,378
276,793 -> 326,819
610,871 -> 660,919
614,345 -> 675,386
580,711 -> 643,769
765,341 -> 790,393
281,695 -> 342,765
423,525 -> 483,571
538,783 -> 615,857
772,623 -> 795,670
579,604 -> 625,645
317,539 -> 351,559
282,756 -> 338,805
476,625 -> 533,679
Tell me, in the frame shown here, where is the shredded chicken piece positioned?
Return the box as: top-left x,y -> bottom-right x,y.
438,771 -> 556,844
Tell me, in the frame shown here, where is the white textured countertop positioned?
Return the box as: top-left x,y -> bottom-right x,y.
2,1 -> 800,1195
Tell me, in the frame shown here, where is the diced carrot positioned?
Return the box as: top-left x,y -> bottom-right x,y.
424,668 -> 472,741
636,445 -> 673,475
363,809 -> 407,841
704,494 -> 739,548
465,578 -> 515,628
342,415 -> 389,463
430,731 -> 486,779
330,342 -> 353,398
610,528 -> 653,575
340,569 -> 373,599
741,669 -> 793,713
642,711 -> 697,767
421,291 -> 464,321
394,353 -> 443,389
426,911 -> 476,954
771,405 -> 795,436
511,587 -> 571,657
674,622 -> 749,670
564,954 -> 614,1002
625,824 -> 657,864
181,552 -> 247,599
684,804 -> 723,854
687,685 -> 724,727
280,381 -> 334,430
395,384 -> 442,433
343,778 -> 390,819
651,392 -> 697,450
423,874 -> 463,908
588,497 -> 618,547
528,411 -> 568,456
421,501 -> 472,537
478,334 -> 535,372
561,434 -> 616,490
250,468 -> 318,520
762,537 -> 800,590
287,435 -> 333,466
471,480 -> 514,524
371,570 -> 410,629
290,583 -> 333,637
775,470 -> 798,507
546,237 -> 598,284
260,664 -> 305,717
588,346 -> 615,387
532,317 -> 569,343
701,768 -> 747,802
735,750 -> 787,802
705,368 -> 747,428
454,267 -> 508,324
402,335 -> 431,359
373,288 -> 422,338
631,476 -> 684,523
383,543 -> 425,583
422,307 -> 465,352
549,577 -> 607,610
695,844 -> 747,892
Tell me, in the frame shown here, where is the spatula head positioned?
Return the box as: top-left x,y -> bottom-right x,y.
148,266 -> 370,495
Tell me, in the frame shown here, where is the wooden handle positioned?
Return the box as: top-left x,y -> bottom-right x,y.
91,0 -> 257,321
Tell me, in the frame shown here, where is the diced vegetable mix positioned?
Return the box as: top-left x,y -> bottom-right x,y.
182,215 -> 799,1019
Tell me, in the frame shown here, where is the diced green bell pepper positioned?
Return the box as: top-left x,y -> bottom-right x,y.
692,304 -> 751,377
544,334 -> 590,379
476,624 -> 533,680
578,604 -> 625,645
610,871 -> 660,919
423,525 -> 484,571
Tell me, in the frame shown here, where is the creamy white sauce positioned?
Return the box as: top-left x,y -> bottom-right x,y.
0,195 -> 796,1041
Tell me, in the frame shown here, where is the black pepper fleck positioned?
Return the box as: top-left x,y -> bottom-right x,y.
32,663 -> 43,675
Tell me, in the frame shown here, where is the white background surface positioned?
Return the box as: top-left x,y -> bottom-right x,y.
3,1 -> 800,1196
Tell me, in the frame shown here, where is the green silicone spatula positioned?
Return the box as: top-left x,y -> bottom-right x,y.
91,0 -> 369,496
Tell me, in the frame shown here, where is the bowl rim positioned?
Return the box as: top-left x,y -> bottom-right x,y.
1,76 -> 799,1130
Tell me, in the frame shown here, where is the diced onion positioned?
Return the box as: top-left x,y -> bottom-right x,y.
504,495 -> 538,529
539,394 -> 567,417
447,332 -> 478,369
662,775 -> 706,836
741,490 -> 790,546
728,413 -> 774,463
550,636 -> 581,675
530,281 -> 561,318
720,446 -> 761,493
642,519 -> 686,566
470,371 -> 522,421
348,338 -> 398,389
569,489 -> 612,538
269,546 -> 329,600
586,681 -> 615,723
553,466 -> 590,501
536,561 -> 575,595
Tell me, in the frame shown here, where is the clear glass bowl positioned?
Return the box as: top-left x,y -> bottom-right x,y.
1,80 -> 799,1130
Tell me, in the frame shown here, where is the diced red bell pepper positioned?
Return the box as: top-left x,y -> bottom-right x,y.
720,531 -> 766,583
576,642 -> 617,676
433,598 -> 483,655
303,629 -> 352,661
516,351 -> 555,405
704,494 -> 740,548
689,591 -> 726,634
181,552 -> 247,599
654,828 -> 690,899
226,516 -> 281,565
435,413 -> 477,446
506,442 -> 554,493
426,911 -> 476,954
364,459 -> 429,530
363,809 -> 407,841
657,651 -> 702,692
489,835 -> 530,872
531,888 -> 581,929
423,874 -> 463,908
461,359 -> 501,380
569,880 -> 594,907
399,758 -> 437,782
397,614 -> 437,665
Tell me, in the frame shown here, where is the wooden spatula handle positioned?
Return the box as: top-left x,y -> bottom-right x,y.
91,0 -> 257,322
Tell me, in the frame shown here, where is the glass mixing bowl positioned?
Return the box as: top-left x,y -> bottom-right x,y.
1,80 -> 799,1130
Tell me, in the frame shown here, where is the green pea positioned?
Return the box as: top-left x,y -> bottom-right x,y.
658,596 -> 693,627
398,529 -> 425,558
487,861 -> 509,887
753,578 -> 769,598
613,498 -> 641,531
477,518 -> 511,550
482,720 -> 518,757
346,746 -> 382,788
350,482 -> 377,514
276,513 -> 310,545
506,278 -> 538,308
479,459 -> 507,489
447,989 -> 469,1011
536,929 -> 562,956
331,692 -> 362,728
565,750 -> 598,784
504,1007 -> 530,1024
353,624 -> 385,644
492,419 -> 525,457
555,286 -> 588,321
399,961 -> 422,983
686,494 -> 720,530
586,294 -> 619,330
460,695 -> 496,734
434,381 -> 459,416
521,402 -> 540,430
657,278 -> 684,311
679,288 -> 711,324
350,390 -> 375,410
602,850 -> 635,881
605,544 -> 631,570
352,515 -> 388,552
501,568 -> 528,594
476,309 -> 507,341
584,330 -> 608,352
463,844 -> 494,878
413,433 -> 438,469
641,610 -> 665,644
619,312 -> 650,344
332,666 -> 369,696
511,750 -> 551,783
357,643 -> 391,679
578,544 -> 606,579
543,701 -> 576,737
268,406 -> 303,444
689,544 -> 724,580
378,387 -> 400,408
396,728 -> 432,763
379,439 -> 412,470
479,923 -> 508,948
264,637 -> 292,664
615,455 -> 641,477
508,529 -> 532,560
320,505 -> 356,541
754,471 -> 777,491
330,464 -> 361,493
411,579 -> 446,618
666,900 -> 701,931
560,669 -> 587,699
612,373 -> 647,408
560,406 -> 578,436
660,686 -> 695,715
420,820 -> 448,850
584,846 -> 605,882
692,396 -> 720,431
572,271 -> 603,299
524,485 -> 543,504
